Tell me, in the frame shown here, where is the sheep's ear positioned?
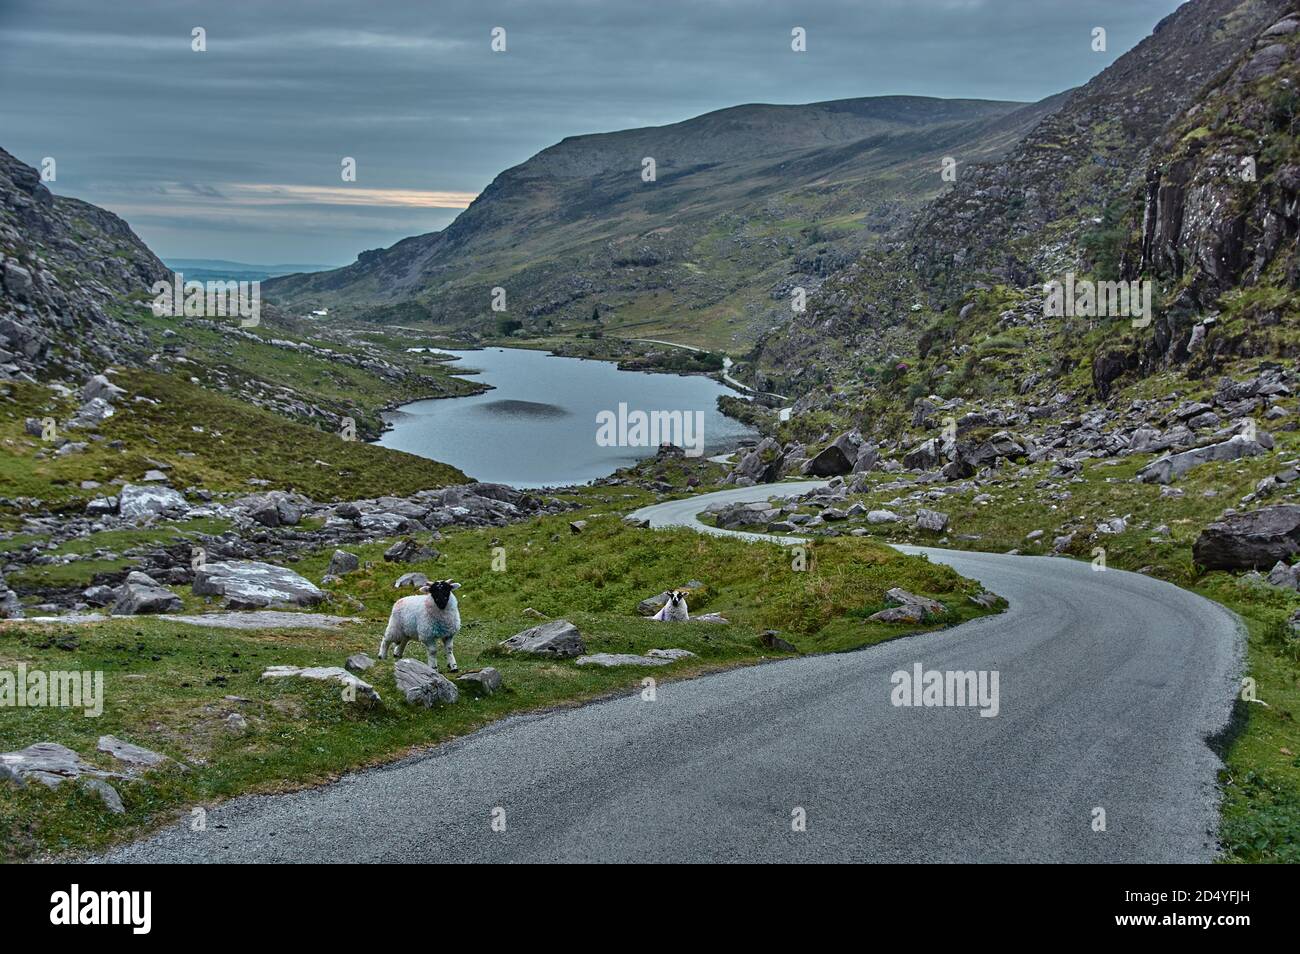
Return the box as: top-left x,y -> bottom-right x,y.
418,583 -> 432,593
449,581 -> 461,590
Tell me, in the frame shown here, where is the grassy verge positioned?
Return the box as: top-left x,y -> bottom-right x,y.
0,510 -> 995,861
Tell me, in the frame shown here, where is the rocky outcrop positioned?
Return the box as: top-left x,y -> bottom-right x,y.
193,561 -> 325,609
111,571 -> 182,615
1193,505 -> 1300,569
1138,433 -> 1271,484
0,147 -> 169,381
117,484 -> 190,521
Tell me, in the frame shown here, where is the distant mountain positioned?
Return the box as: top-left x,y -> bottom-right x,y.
265,95 -> 1061,348
163,259 -> 338,283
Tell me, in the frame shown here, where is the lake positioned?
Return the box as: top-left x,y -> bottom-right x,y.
376,347 -> 756,487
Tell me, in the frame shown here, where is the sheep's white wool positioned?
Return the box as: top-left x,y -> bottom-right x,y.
652,592 -> 689,622
379,586 -> 460,670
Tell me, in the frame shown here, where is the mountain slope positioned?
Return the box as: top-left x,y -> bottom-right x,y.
0,147 -> 169,380
265,95 -> 1059,349
751,0 -> 1292,397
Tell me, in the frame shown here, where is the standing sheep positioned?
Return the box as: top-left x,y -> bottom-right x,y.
379,579 -> 461,671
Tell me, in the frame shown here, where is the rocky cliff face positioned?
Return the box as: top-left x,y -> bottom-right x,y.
907,0 -> 1290,301
754,0 -> 1294,400
0,148 -> 168,381
1137,10 -> 1300,372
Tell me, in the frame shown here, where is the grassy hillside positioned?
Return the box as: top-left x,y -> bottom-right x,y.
0,368 -> 469,521
265,96 -> 1059,352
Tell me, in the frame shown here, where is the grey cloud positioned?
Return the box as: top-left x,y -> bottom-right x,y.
0,0 -> 1185,263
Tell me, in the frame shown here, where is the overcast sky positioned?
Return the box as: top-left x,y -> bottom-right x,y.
0,0 -> 1185,265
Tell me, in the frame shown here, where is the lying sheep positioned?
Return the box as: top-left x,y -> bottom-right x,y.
652,589 -> 689,622
379,579 -> 461,671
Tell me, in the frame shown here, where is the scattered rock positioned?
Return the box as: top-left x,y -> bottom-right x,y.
260,665 -> 379,702
96,735 -> 167,768
395,658 -> 459,706
1138,434 -> 1269,484
646,648 -> 696,660
576,653 -> 673,667
118,483 -> 189,520
80,777 -> 125,813
1267,561 -> 1300,590
111,578 -> 182,615
456,667 -> 502,695
327,550 -> 360,577
383,538 -> 437,563
499,619 -> 586,657
915,509 -> 949,532
759,630 -> 798,653
0,741 -> 119,783
345,652 -> 375,673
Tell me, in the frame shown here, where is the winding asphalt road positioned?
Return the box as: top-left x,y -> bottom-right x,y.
102,481 -> 1242,863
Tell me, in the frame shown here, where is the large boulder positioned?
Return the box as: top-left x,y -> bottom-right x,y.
903,438 -> 942,470
499,619 -> 586,657
803,431 -> 863,477
238,491 -> 303,527
81,374 -> 125,403
111,574 -> 182,615
915,509 -> 949,532
394,658 -> 459,706
327,550 -> 360,576
193,561 -> 325,608
1138,434 -> 1270,484
1193,505 -> 1300,570
118,484 -> 189,520
731,437 -> 784,483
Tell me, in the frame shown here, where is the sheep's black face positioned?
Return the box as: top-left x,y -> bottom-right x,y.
668,591 -> 684,606
427,580 -> 456,610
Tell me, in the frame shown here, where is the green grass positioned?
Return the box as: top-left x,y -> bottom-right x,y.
0,509 -> 995,860
0,368 -> 468,516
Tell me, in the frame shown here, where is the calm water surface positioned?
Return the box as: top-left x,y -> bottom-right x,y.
376,348 -> 755,487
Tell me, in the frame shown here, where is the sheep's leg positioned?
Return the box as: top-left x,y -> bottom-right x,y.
444,637 -> 458,673
424,639 -> 439,672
